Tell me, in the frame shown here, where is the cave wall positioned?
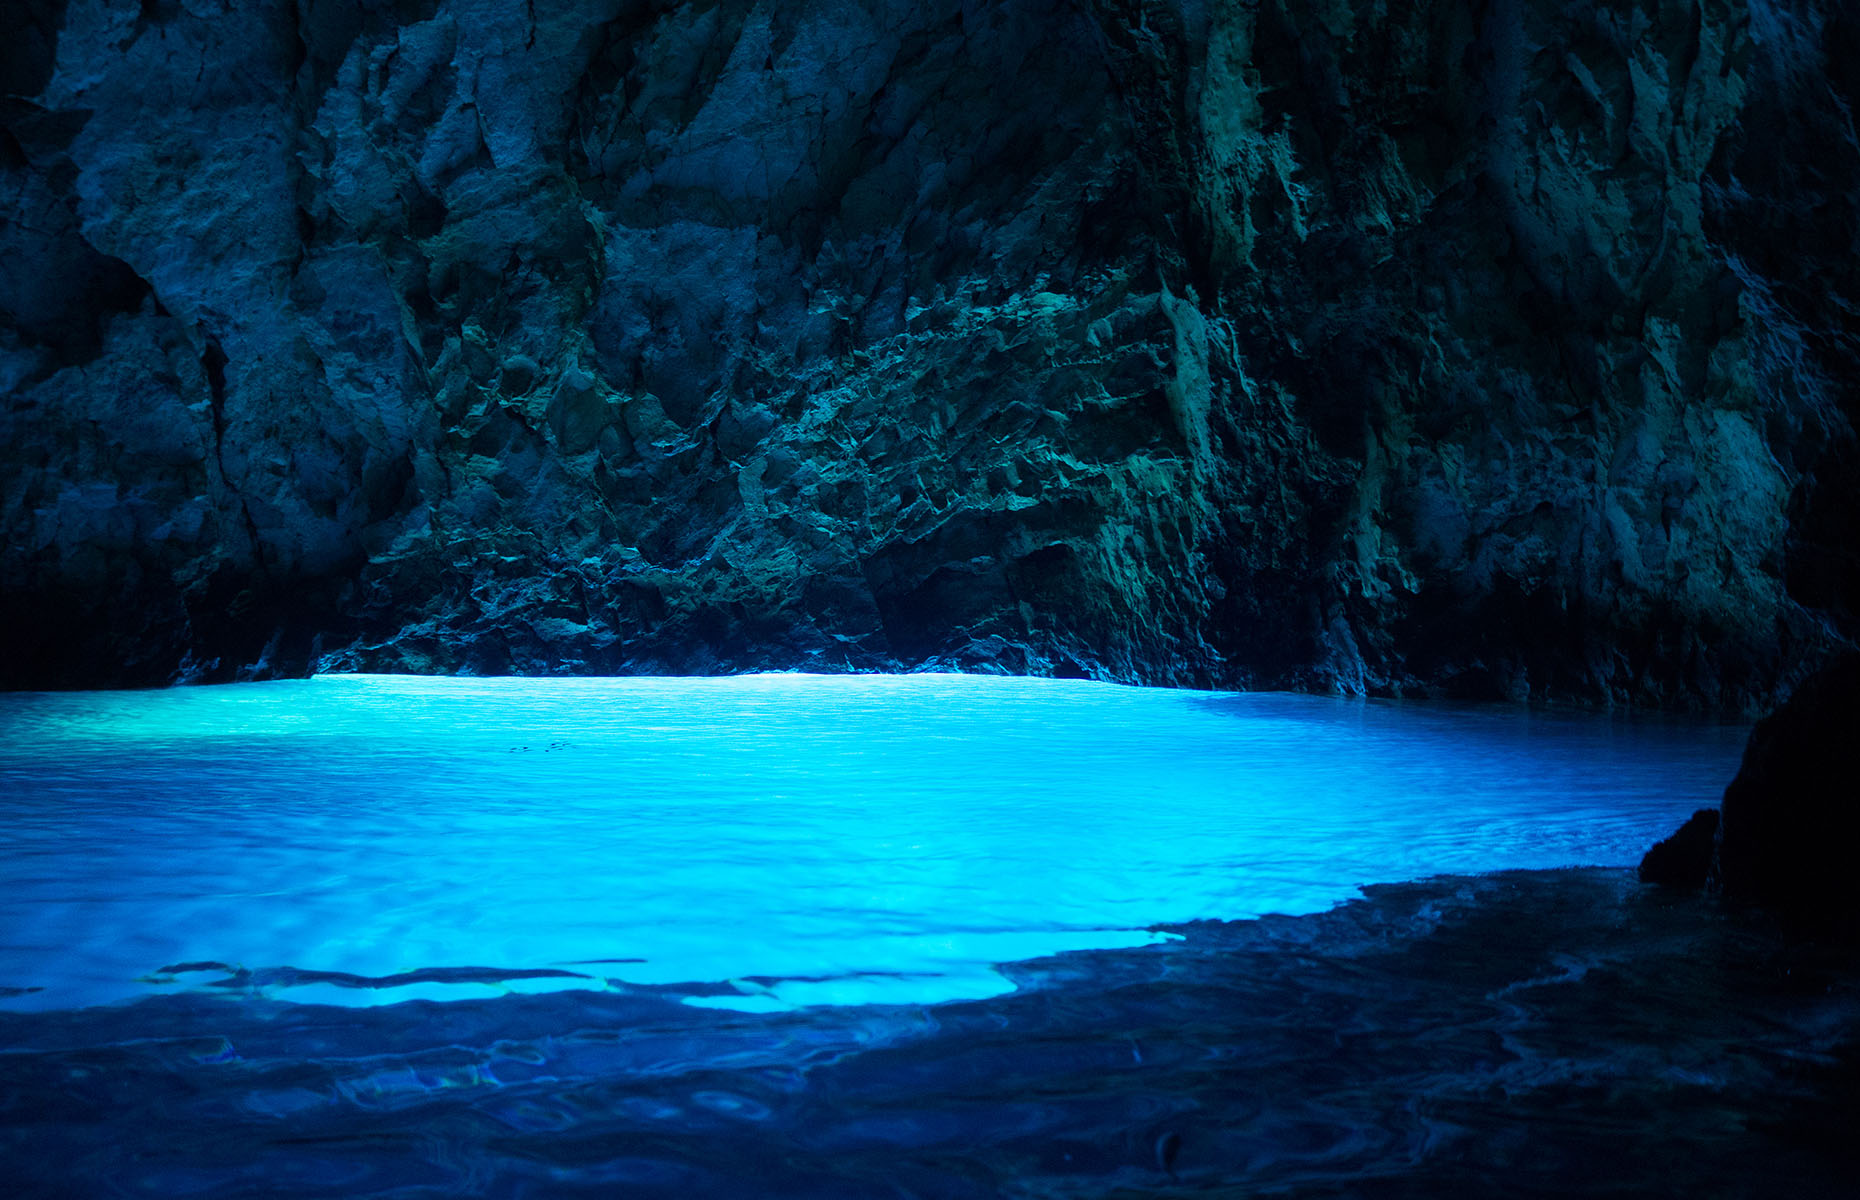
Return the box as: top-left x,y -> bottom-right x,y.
2,0 -> 1855,708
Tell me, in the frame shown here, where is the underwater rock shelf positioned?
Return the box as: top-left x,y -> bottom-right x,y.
1,870 -> 1856,1198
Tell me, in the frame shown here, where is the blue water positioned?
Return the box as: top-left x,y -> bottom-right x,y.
0,674 -> 1747,1014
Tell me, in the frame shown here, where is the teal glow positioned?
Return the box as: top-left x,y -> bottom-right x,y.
0,674 -> 1744,1012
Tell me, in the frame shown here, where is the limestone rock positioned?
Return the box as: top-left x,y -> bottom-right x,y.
3,1 -> 1857,703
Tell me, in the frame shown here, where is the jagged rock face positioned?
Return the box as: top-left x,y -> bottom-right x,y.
2,0 -> 1855,705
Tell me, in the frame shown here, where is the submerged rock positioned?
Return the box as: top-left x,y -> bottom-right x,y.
1638,809 -> 1720,889
1713,653 -> 1860,936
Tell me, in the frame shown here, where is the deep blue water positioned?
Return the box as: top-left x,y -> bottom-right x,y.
3,675 -> 1856,1198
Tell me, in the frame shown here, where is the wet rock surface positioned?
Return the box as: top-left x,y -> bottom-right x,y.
4,1 -> 1858,703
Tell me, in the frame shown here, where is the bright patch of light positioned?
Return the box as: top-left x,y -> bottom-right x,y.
0,674 -> 1746,1012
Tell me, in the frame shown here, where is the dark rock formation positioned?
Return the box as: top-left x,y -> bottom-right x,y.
1713,651 -> 1860,935
1638,807 -> 1719,888
4,1 -> 1858,702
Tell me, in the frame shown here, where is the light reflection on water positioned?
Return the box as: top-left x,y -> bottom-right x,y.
0,673 -> 1746,1011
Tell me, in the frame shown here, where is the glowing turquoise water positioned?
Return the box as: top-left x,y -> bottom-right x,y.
0,674 -> 1744,1013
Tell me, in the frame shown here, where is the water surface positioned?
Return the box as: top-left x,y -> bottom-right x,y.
4,870 -> 1857,1199
0,673 -> 1746,1011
